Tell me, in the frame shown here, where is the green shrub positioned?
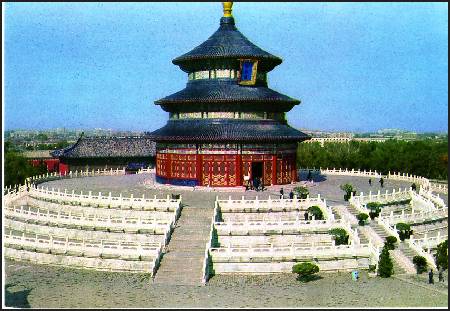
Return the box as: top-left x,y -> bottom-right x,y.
340,183 -> 354,201
292,262 -> 320,280
385,236 -> 397,250
211,227 -> 220,248
368,264 -> 377,273
293,186 -> 309,199
412,256 -> 428,274
340,183 -> 354,194
308,206 -> 323,220
367,202 -> 382,219
328,228 -> 349,245
356,213 -> 369,226
377,245 -> 393,278
435,239 -> 448,270
366,202 -> 381,210
396,223 -> 412,241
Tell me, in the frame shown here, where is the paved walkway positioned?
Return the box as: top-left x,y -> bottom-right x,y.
41,173 -> 416,209
153,207 -> 213,285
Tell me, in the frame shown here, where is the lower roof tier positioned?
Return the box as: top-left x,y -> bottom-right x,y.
147,119 -> 311,143
155,79 -> 300,112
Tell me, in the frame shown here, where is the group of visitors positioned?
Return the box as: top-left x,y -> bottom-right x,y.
368,177 -> 384,187
279,188 -> 295,199
429,268 -> 445,284
244,176 -> 265,191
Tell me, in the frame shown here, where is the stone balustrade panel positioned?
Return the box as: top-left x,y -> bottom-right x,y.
4,218 -> 166,244
4,247 -> 155,274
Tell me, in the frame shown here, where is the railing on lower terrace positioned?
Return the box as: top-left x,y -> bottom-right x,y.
4,229 -> 162,261
209,242 -> 379,265
216,195 -> 334,221
27,185 -> 181,210
26,168 -> 126,185
4,205 -> 175,234
380,207 -> 448,226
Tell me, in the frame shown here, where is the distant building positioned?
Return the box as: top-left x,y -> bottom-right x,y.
23,150 -> 60,172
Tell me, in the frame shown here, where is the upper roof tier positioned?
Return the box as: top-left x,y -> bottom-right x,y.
172,16 -> 283,73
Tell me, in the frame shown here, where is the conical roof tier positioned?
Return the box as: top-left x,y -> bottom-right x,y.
172,16 -> 282,73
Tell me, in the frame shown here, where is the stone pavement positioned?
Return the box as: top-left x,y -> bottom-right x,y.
153,207 -> 213,286
39,173 -> 446,284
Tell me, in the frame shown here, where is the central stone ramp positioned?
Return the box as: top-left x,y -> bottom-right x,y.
153,206 -> 213,285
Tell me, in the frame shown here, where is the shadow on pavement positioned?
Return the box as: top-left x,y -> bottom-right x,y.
5,284 -> 32,308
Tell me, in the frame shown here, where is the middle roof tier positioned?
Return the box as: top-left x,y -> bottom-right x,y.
155,79 -> 300,113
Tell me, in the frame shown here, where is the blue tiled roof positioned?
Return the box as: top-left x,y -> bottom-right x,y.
172,17 -> 282,72
155,79 -> 300,106
147,119 -> 310,143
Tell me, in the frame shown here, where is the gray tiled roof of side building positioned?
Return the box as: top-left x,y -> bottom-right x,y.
52,136 -> 156,158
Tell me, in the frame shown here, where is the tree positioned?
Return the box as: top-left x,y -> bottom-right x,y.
367,202 -> 382,219
356,213 -> 369,226
328,228 -> 349,245
293,186 -> 309,199
340,183 -> 354,201
385,236 -> 397,250
297,140 -> 448,180
4,149 -> 47,187
395,223 -> 412,241
292,262 -> 320,281
308,206 -> 323,220
435,239 -> 448,270
412,256 -> 428,274
378,245 -> 394,278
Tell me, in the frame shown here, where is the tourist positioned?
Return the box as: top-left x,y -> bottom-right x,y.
253,177 -> 259,191
307,170 -> 312,182
438,267 -> 444,282
244,174 -> 250,191
304,211 -> 308,221
280,188 -> 284,199
379,177 -> 384,188
411,183 -> 417,192
368,178 -> 372,186
428,269 -> 434,284
260,178 -> 265,191
289,191 -> 294,199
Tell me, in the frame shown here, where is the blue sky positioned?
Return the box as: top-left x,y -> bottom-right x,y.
4,2 -> 448,133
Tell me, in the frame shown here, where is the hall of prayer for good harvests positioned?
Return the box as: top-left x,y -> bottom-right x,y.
149,2 -> 310,187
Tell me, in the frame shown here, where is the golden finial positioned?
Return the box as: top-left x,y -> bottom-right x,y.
222,2 -> 233,17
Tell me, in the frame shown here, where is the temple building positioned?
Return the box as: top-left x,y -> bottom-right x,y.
148,2 -> 310,187
52,134 -> 156,173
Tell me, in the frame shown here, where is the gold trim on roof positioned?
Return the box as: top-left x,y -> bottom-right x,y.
222,2 -> 233,17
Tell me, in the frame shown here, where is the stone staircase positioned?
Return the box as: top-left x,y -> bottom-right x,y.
368,221 -> 390,240
397,242 -> 420,265
390,249 -> 415,274
346,204 -> 361,218
330,206 -> 342,220
153,206 -> 213,285
367,221 -> 417,274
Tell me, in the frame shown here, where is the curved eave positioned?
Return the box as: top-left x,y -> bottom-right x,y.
148,119 -> 311,143
154,80 -> 300,106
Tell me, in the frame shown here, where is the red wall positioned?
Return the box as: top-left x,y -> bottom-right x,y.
29,159 -> 60,172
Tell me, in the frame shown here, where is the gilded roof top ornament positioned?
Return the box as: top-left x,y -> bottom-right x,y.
222,2 -> 233,17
